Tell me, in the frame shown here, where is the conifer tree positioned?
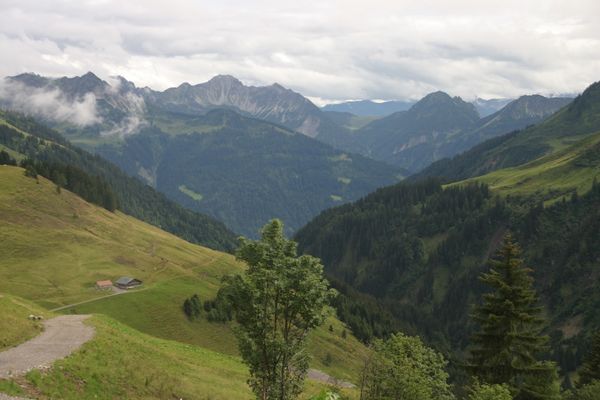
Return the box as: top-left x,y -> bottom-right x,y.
579,331 -> 600,386
469,233 -> 559,399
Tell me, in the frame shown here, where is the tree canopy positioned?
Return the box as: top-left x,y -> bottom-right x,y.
223,219 -> 334,400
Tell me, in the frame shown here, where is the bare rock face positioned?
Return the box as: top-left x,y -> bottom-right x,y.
154,75 -> 326,137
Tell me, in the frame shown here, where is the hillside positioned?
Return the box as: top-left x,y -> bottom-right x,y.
296,175 -> 600,376
415,81 -> 600,182
0,166 -> 366,397
0,110 -> 238,251
454,131 -> 600,203
96,109 -> 400,237
0,305 -> 356,399
441,95 -> 573,159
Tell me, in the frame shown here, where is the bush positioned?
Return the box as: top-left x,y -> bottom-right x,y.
468,383 -> 512,400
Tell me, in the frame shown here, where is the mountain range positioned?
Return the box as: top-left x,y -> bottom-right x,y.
321,99 -> 416,116
1,69 -> 599,388
339,92 -> 572,172
0,71 -> 575,235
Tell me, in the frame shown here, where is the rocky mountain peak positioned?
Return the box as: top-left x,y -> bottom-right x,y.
205,74 -> 243,88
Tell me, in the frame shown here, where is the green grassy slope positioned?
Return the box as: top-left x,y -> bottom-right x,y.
0,165 -> 367,393
0,165 -> 238,309
0,294 -> 52,351
454,131 -> 600,202
0,302 -> 356,399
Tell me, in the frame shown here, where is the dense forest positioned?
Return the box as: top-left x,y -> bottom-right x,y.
296,179 -> 600,376
0,111 -> 238,252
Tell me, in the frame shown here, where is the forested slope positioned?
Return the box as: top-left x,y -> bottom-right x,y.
296,178 -> 600,376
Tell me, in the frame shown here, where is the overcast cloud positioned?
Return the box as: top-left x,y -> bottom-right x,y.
1,0 -> 599,104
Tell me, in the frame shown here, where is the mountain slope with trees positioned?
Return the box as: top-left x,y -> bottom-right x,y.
0,110 -> 238,251
96,109 -> 400,237
297,176 -> 600,376
295,84 -> 600,376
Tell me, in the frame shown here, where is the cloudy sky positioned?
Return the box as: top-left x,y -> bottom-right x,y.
1,0 -> 599,104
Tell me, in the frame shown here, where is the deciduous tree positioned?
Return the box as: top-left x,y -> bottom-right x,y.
223,219 -> 334,400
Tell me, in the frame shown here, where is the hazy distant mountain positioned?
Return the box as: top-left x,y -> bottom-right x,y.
414,83 -> 597,182
2,72 -> 351,143
437,94 -> 573,159
0,72 -> 399,236
471,97 -> 513,117
322,99 -> 415,116
1,72 -> 573,178
342,92 -> 572,172
352,91 -> 480,171
471,95 -> 572,138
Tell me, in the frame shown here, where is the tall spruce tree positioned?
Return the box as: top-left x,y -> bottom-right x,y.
579,331 -> 600,386
469,233 -> 559,399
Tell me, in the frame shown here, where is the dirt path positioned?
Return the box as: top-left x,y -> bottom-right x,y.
49,285 -> 148,312
307,368 -> 356,389
0,394 -> 31,400
0,315 -> 94,378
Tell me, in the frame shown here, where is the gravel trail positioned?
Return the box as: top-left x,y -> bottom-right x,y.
307,368 -> 356,388
0,315 -> 94,379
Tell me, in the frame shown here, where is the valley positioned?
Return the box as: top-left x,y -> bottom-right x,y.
0,165 -> 365,399
0,12 -> 599,397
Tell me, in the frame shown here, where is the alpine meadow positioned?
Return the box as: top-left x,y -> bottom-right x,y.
1,1 -> 600,400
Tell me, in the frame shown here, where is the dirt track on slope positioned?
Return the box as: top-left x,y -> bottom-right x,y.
307,368 -> 356,388
0,315 -> 94,379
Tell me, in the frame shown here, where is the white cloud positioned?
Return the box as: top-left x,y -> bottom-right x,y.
0,0 -> 599,101
0,79 -> 101,126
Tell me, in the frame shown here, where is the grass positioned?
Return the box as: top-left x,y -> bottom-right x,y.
452,131 -> 600,203
6,315 -> 355,400
0,165 -> 240,309
0,165 -> 367,396
65,278 -> 367,382
179,184 -> 204,201
0,294 -> 51,350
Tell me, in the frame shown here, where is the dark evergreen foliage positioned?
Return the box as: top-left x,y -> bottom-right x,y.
578,331 -> 600,386
296,176 -> 600,376
469,233 -> 558,399
20,158 -> 118,211
0,150 -> 16,165
182,294 -> 202,320
204,288 -> 234,323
